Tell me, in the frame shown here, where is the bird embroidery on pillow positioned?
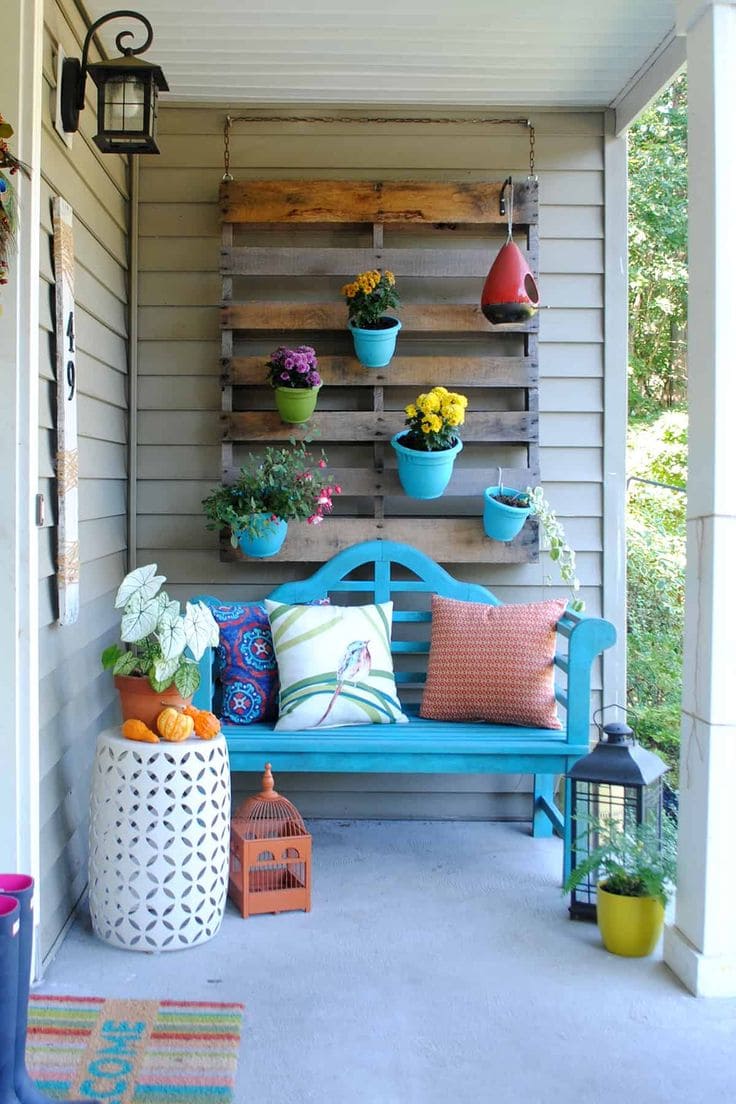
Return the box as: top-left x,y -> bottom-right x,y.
315,639 -> 372,726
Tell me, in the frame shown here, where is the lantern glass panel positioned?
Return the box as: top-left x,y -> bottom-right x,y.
103,77 -> 147,135
568,779 -> 643,919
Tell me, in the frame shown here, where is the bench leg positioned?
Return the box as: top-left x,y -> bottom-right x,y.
533,774 -> 563,838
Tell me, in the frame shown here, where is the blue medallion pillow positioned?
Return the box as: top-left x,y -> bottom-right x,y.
201,597 -> 330,725
204,601 -> 279,724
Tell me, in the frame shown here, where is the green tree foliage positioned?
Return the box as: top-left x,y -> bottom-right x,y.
628,74 -> 688,415
627,74 -> 688,789
627,415 -> 686,787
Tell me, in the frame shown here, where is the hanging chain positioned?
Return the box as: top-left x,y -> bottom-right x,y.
221,113 -> 537,184
222,114 -> 233,182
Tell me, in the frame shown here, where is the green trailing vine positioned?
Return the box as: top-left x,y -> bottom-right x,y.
526,486 -> 585,612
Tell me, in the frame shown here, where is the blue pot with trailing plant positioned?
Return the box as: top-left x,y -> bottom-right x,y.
342,269 -> 401,368
201,442 -> 342,559
482,485 -> 532,541
391,386 -> 468,499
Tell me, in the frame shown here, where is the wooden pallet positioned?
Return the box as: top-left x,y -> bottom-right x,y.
219,178 -> 540,564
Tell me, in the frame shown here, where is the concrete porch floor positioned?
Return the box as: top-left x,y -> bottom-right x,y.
42,820 -> 736,1104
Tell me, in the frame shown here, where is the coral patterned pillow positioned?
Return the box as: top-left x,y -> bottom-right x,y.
420,595 -> 567,729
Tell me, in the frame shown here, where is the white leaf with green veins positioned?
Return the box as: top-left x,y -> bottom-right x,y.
112,651 -> 139,676
156,613 -> 187,662
183,601 -> 220,661
115,563 -> 166,609
120,592 -> 162,642
153,655 -> 179,688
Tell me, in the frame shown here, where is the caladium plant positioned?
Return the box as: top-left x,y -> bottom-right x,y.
101,564 -> 219,697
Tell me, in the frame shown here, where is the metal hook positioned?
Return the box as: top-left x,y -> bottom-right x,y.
592,704 -> 640,731
499,175 -> 513,217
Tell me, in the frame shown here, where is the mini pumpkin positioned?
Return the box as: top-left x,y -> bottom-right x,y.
156,707 -> 194,743
122,718 -> 159,744
192,709 -> 221,740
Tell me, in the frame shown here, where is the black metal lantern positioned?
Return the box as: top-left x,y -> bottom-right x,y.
60,11 -> 168,155
566,706 -> 668,921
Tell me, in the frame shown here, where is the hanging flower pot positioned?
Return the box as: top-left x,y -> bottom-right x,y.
482,485 -> 531,541
392,432 -> 463,499
481,177 -> 540,324
266,345 -> 322,423
274,385 -> 321,424
349,318 -> 401,368
236,514 -> 289,558
342,270 -> 401,368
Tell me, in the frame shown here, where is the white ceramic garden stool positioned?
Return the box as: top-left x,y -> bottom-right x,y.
88,726 -> 231,952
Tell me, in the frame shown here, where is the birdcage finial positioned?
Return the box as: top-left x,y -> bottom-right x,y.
258,762 -> 281,801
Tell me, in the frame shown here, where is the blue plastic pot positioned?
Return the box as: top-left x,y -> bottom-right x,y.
236,515 -> 288,558
482,486 -> 531,541
391,433 -> 463,500
349,318 -> 401,368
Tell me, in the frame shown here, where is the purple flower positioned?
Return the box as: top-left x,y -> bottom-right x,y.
280,371 -> 290,381
308,371 -> 321,387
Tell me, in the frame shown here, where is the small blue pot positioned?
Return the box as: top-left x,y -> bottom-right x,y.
349,318 -> 401,368
482,486 -> 531,541
236,515 -> 288,558
391,433 -> 463,500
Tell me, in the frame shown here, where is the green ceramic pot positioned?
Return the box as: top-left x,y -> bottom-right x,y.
274,385 -> 320,424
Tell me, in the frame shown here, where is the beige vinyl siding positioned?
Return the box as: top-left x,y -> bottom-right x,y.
138,106 -> 605,818
38,0 -> 129,960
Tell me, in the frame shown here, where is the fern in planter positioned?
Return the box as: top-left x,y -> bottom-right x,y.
564,814 -> 678,907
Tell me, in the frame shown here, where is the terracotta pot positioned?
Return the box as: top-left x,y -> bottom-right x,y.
114,674 -> 192,729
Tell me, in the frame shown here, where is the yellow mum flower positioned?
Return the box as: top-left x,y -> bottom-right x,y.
385,271 -> 396,285
422,392 -> 441,413
342,282 -> 358,297
444,405 -> 463,427
405,403 -> 417,418
421,420 -> 432,434
432,386 -> 449,398
415,393 -> 429,414
428,413 -> 443,432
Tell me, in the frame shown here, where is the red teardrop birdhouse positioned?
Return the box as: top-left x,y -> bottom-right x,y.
481,239 -> 540,325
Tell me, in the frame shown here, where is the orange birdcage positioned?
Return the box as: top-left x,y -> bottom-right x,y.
228,762 -> 311,918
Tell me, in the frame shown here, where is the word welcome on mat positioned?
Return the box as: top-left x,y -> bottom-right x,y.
26,995 -> 244,1103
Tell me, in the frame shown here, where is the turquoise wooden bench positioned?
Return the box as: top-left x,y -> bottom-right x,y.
192,539 -> 616,839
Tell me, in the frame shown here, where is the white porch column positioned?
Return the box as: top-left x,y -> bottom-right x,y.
663,0 -> 736,997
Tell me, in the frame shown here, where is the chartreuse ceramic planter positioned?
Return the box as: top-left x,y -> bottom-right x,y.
482,485 -> 531,541
236,514 -> 288,558
349,318 -> 401,368
274,385 -> 320,424
391,432 -> 462,500
596,883 -> 665,957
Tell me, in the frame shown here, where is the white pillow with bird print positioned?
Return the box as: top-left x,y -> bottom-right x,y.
264,600 -> 408,731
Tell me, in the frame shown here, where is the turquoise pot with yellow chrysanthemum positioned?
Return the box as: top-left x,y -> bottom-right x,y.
349,318 -> 401,368
391,432 -> 463,499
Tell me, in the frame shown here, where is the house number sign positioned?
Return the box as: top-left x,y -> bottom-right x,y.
52,196 -> 79,624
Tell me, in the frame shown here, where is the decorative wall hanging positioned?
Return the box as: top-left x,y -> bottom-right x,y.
52,197 -> 80,625
0,113 -> 29,290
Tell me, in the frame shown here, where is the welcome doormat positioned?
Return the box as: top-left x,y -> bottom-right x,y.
26,995 -> 244,1103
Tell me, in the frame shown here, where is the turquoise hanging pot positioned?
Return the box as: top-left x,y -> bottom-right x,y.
482,486 -> 531,541
236,515 -> 288,558
391,432 -> 462,499
349,318 -> 401,368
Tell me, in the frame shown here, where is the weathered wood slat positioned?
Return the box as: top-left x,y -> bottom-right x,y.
225,354 -> 536,388
222,464 -> 536,498
224,410 -> 536,444
220,179 -> 538,226
222,245 -> 525,278
221,517 -> 538,564
221,302 -> 536,334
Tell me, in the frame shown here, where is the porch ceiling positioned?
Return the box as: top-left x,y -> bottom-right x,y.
82,0 -> 676,108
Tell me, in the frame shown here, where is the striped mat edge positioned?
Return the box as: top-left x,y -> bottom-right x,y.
27,995 -> 244,1103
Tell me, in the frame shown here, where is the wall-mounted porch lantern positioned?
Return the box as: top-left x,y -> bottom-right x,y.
59,9 -> 169,154
566,706 -> 668,921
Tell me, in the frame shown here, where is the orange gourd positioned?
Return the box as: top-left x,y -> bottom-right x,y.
122,718 -> 159,744
193,710 -> 220,739
156,707 -> 194,743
